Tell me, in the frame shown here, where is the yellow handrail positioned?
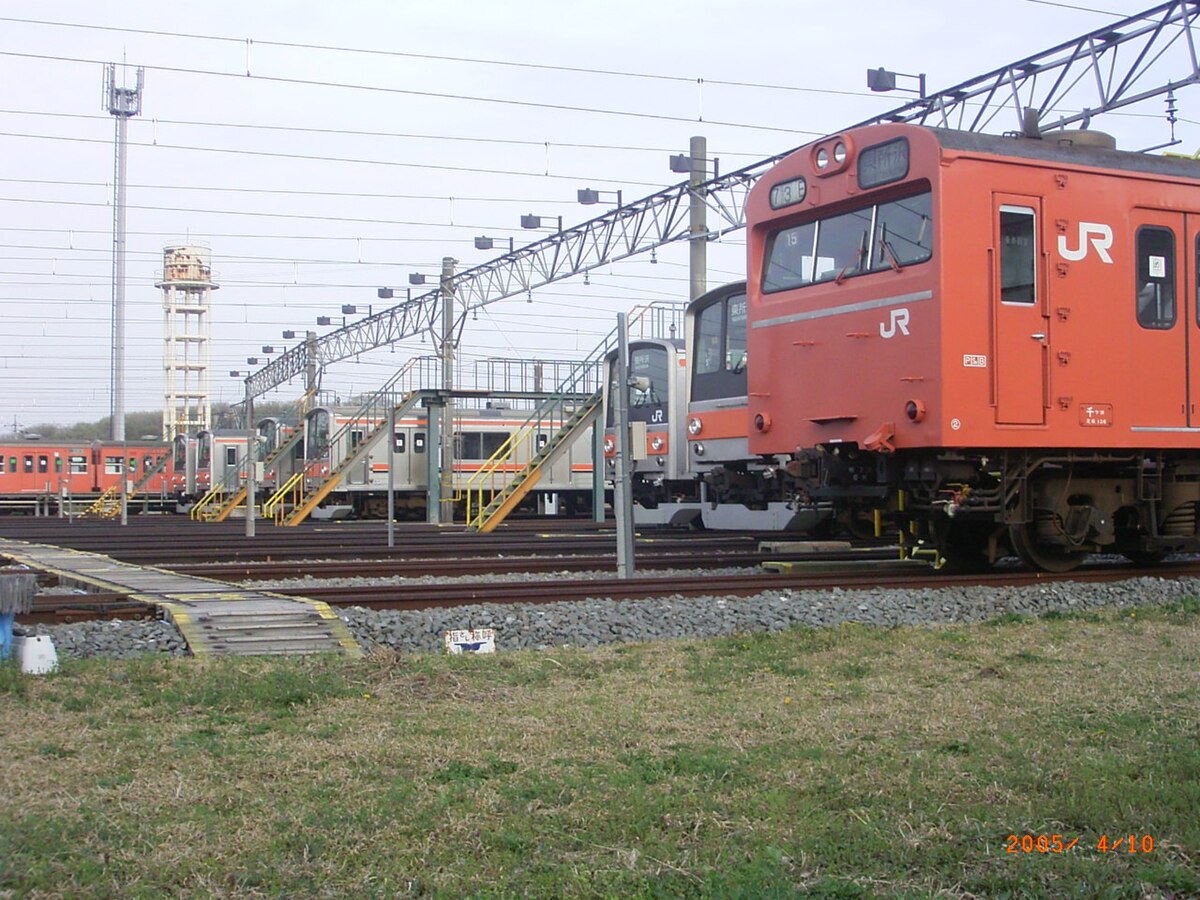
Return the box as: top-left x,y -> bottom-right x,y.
263,471 -> 305,525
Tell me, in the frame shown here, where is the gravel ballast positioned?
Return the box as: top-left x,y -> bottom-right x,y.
15,571 -> 1200,660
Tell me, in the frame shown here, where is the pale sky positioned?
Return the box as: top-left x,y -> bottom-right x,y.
0,0 -> 1187,428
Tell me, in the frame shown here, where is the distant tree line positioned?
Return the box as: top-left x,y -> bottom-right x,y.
0,402 -> 301,441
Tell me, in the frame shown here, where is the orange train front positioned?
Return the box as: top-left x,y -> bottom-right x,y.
745,122 -> 1200,570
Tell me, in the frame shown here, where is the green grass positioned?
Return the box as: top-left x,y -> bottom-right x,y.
1,604 -> 1198,897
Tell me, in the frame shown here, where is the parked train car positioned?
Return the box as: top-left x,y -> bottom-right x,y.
601,336 -> 700,526
282,400 -> 595,519
746,121 -> 1200,570
685,281 -> 828,530
0,438 -> 174,513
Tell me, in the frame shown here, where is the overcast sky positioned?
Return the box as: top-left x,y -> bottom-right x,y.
1,0 -> 1190,429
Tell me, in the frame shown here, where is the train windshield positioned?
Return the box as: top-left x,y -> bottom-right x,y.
763,189 -> 933,292
692,289 -> 748,402
607,344 -> 671,426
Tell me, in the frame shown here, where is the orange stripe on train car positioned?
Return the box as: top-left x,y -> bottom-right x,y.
687,407 -> 748,441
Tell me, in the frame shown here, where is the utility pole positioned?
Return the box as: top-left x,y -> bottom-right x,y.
439,256 -> 457,525
613,313 -> 635,577
689,135 -> 708,301
104,64 -> 144,442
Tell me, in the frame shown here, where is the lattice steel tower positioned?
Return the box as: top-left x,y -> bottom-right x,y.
157,246 -> 218,441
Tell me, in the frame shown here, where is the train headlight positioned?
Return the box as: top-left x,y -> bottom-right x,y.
692,442 -> 705,456
651,436 -> 664,452
688,417 -> 702,435
754,412 -> 772,432
833,141 -> 847,164
603,436 -> 616,455
905,399 -> 927,423
815,147 -> 830,169
656,457 -> 665,467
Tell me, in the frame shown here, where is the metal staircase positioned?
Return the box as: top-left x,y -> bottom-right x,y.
205,425 -> 308,523
281,386 -> 422,527
464,301 -> 685,533
82,452 -> 172,518
465,389 -> 602,532
190,450 -> 251,521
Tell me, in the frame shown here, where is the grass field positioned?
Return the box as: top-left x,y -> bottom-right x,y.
2,601 -> 1199,898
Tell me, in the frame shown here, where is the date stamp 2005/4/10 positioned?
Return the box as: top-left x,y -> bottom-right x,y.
1006,834 -> 1156,854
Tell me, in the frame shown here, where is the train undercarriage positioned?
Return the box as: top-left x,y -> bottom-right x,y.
785,445 -> 1200,572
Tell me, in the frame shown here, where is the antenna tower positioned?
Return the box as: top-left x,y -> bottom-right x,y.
103,63 -> 144,441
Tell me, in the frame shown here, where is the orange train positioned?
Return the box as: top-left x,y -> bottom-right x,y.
746,122 -> 1200,571
0,438 -> 175,513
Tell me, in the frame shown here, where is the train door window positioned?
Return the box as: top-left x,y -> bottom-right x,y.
726,294 -> 747,371
143,454 -> 154,473
22,456 -> 32,473
105,456 -> 123,475
1136,227 -> 1176,329
763,221 -> 817,291
999,206 -> 1037,303
36,455 -> 48,473
69,455 -> 87,475
53,455 -> 62,473
535,433 -> 549,453
695,303 -> 724,375
393,432 -> 406,453
350,429 -> 364,450
8,457 -> 16,473
813,206 -> 874,282
414,431 -> 427,454
484,432 -> 509,457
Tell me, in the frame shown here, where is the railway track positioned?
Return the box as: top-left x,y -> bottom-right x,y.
19,555 -> 1199,626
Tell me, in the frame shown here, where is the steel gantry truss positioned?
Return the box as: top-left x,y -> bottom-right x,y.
247,0 -> 1200,400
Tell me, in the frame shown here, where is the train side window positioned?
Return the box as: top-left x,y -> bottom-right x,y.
413,432 -> 426,454
225,447 -> 238,467
105,456 -> 123,475
393,432 -> 406,453
23,455 -> 33,473
69,455 -> 87,474
1136,227 -> 1176,329
486,432 -> 510,457
999,206 -> 1037,303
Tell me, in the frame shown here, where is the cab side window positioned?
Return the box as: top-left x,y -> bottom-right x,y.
1136,227 -> 1176,329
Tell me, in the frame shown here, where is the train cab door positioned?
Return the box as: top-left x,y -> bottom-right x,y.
1128,211 -> 1189,430
992,198 -> 1048,425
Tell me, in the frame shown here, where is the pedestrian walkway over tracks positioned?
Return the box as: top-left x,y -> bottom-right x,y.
0,538 -> 362,658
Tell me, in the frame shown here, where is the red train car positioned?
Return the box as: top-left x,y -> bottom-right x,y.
746,122 -> 1200,570
0,438 -> 174,513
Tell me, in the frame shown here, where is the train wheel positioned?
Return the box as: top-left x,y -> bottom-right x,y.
1008,522 -> 1086,573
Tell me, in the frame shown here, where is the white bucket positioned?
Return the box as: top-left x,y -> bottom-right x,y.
13,635 -> 59,675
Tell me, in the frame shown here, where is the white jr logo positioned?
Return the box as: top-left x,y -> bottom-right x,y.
880,308 -> 910,339
1058,222 -> 1114,264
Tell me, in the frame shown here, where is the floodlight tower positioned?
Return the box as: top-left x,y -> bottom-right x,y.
157,246 -> 218,441
104,63 -> 144,441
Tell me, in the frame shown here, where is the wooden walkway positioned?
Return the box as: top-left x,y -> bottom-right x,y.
0,538 -> 363,658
